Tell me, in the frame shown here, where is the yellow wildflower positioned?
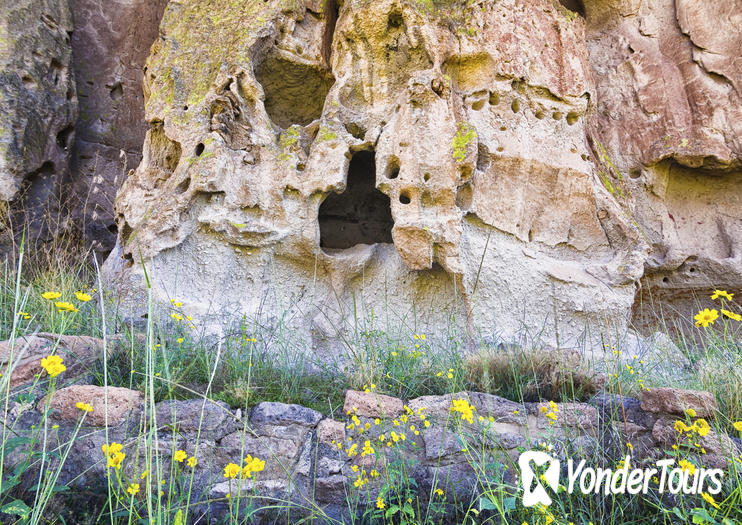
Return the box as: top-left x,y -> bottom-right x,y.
74,291 -> 92,302
710,290 -> 733,301
41,291 -> 61,300
685,408 -> 697,417
241,455 -> 265,478
702,492 -> 721,509
721,309 -> 742,321
450,399 -> 475,424
376,497 -> 385,509
127,483 -> 139,496
694,419 -> 711,437
75,402 -> 93,412
733,421 -> 742,432
173,450 -> 187,463
434,488 -> 444,496
54,301 -> 78,313
223,463 -> 240,479
187,456 -> 197,467
40,355 -> 66,377
694,308 -> 719,328
678,459 -> 696,474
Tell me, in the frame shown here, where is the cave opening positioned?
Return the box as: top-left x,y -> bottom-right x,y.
319,149 -> 394,250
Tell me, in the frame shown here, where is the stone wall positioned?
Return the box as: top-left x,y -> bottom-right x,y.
5,380 -> 739,523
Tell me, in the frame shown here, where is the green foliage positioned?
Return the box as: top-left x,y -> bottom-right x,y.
452,122 -> 477,163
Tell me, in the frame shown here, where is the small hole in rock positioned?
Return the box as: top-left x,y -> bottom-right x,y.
535,110 -> 545,119
629,168 -> 642,179
511,99 -> 520,113
195,143 -> 205,156
472,99 -> 485,111
489,92 -> 499,105
109,82 -> 123,101
552,111 -> 563,120
386,157 -> 400,179
662,277 -> 669,283
423,173 -> 431,182
297,163 -> 306,172
399,192 -> 411,204
566,112 -> 579,125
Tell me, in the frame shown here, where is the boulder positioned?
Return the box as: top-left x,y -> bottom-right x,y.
640,387 -> 718,418
41,384 -> 142,426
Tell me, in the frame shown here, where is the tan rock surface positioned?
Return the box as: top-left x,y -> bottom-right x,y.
104,0 -> 648,350
0,333 -> 106,388
42,384 -> 142,426
640,387 -> 718,418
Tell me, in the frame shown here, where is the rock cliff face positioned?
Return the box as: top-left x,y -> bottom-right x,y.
100,0 -> 742,348
67,0 -> 169,253
0,0 -> 77,237
0,0 -> 166,251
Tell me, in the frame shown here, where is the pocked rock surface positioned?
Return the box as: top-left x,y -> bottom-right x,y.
99,0 -> 742,350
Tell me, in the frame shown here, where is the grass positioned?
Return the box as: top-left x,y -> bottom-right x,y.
0,242 -> 741,524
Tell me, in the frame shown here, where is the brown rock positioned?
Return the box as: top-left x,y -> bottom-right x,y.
0,0 -> 77,240
316,419 -> 346,446
42,385 -> 142,426
67,0 -> 169,252
343,390 -> 403,419
530,402 -> 599,431
0,333 -> 107,388
641,388 -> 717,418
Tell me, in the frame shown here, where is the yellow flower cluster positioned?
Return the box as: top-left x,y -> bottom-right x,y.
75,401 -> 93,412
540,401 -> 559,425
127,483 -> 139,496
41,290 -> 91,312
102,442 -> 126,469
450,398 -> 476,424
674,418 -> 710,437
40,355 -> 66,377
695,290 -> 742,326
223,454 -> 265,479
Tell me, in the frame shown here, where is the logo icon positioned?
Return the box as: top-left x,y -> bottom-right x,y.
519,451 -> 560,507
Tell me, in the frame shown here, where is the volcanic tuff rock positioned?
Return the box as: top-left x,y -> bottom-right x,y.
2,0 -> 741,346
67,0 -> 169,253
104,0 -> 647,349
0,0 -> 77,235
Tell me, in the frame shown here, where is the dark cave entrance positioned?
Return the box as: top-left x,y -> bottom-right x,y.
319,149 -> 394,250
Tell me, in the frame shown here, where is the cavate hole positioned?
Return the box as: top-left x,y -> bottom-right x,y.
662,277 -> 669,283
559,0 -> 585,17
629,168 -> 642,179
319,149 -> 394,249
387,11 -> 403,29
566,112 -> 579,125
471,99 -> 485,111
175,177 -> 190,194
109,82 -> 123,101
56,126 -> 73,149
489,92 -> 499,105
423,172 -> 431,182
386,156 -> 400,179
511,99 -> 520,113
22,75 -> 34,86
552,111 -> 563,120
195,143 -> 205,156
254,50 -> 335,129
399,192 -> 411,204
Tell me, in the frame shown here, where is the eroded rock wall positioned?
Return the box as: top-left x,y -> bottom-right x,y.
583,0 -> 742,331
0,0 -> 77,239
67,0 -> 169,253
104,0 -> 657,350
